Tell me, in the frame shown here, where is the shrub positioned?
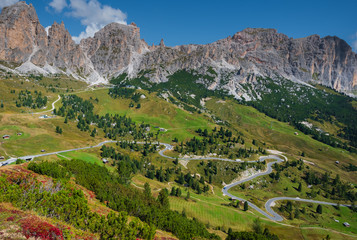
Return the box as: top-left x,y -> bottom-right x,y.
20,216 -> 64,240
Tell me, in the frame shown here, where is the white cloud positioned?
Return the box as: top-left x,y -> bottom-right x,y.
69,0 -> 126,26
0,0 -> 19,9
47,0 -> 127,43
49,0 -> 68,12
72,23 -> 101,43
70,0 -> 127,43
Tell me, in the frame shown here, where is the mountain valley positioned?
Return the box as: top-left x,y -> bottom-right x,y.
0,2 -> 356,240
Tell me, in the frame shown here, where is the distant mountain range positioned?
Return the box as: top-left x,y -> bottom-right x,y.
1,1 -> 356,97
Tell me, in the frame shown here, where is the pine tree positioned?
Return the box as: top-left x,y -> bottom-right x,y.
185,191 -> 190,200
297,182 -> 302,192
144,182 -> 152,199
55,126 -> 62,134
170,187 -> 176,196
275,171 -> 280,181
90,128 -> 97,137
178,173 -> 184,184
316,204 -> 322,214
244,201 -> 249,211
182,208 -> 186,217
158,189 -> 169,208
252,218 -> 262,234
176,188 -> 182,197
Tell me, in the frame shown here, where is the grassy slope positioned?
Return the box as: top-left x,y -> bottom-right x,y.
0,76 -> 87,113
205,98 -> 357,183
76,89 -> 215,143
129,171 -> 356,240
0,163 -> 177,240
0,113 -> 100,157
273,202 -> 357,235
0,78 -> 58,113
166,183 -> 356,240
1,75 -> 356,240
229,155 -> 355,207
0,79 -> 125,159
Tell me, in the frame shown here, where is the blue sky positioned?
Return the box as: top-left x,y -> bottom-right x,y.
1,0 -> 357,51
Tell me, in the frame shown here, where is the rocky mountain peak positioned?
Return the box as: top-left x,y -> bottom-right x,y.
46,19 -> 83,69
0,1 -> 38,25
0,1 -> 47,65
159,38 -> 165,47
80,22 -> 148,75
0,2 -> 356,95
0,2 -> 101,80
95,22 -> 140,38
231,28 -> 288,46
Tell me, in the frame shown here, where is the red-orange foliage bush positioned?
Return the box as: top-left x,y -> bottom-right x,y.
20,216 -> 64,240
6,216 -> 15,221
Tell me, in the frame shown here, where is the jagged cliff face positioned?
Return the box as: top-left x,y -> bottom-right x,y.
132,28 -> 357,93
0,2 -> 47,64
47,21 -> 89,73
80,22 -> 149,75
0,2 -> 356,95
0,1 -> 102,81
225,29 -> 357,92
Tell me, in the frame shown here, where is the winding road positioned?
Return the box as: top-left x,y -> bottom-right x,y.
221,154 -> 351,221
0,140 -> 351,222
32,94 -> 61,115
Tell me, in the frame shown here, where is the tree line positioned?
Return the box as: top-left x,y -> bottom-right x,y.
108,87 -> 142,108
28,159 -> 219,240
55,94 -> 150,140
245,77 -> 357,151
15,90 -> 48,109
175,127 -> 266,159
1,167 -> 155,240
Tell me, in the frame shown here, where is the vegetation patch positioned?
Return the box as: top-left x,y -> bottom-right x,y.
244,77 -> 357,151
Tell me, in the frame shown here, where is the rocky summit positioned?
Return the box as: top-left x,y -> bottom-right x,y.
0,1 -> 356,96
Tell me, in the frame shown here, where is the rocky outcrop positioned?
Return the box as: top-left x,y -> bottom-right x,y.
0,1 -> 47,65
159,39 -> 165,47
80,22 -> 149,75
47,21 -> 88,73
130,28 -> 357,93
223,28 -> 357,92
0,2 -> 356,95
0,1 -> 99,79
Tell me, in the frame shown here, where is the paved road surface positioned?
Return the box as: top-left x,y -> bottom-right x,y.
0,140 -> 351,222
1,140 -> 164,165
222,155 -> 285,220
221,154 -> 351,221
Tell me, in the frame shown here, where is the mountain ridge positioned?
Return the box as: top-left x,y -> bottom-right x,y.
0,1 -> 356,97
